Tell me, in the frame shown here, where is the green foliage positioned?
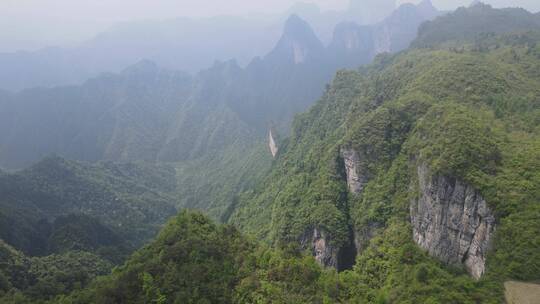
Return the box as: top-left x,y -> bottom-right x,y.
412,3 -> 540,48
234,244 -> 334,304
407,102 -> 503,186
47,214 -> 130,264
0,157 -> 178,256
3,6 -> 540,303
0,240 -> 112,303
174,140 -> 272,221
66,211 -> 253,304
231,24 -> 540,303
341,221 -> 501,303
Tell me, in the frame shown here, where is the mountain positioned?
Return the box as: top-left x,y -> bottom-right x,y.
0,156 -> 178,258
265,15 -> 325,65
3,211 -> 349,303
413,2 -> 540,48
0,4 -> 441,235
0,239 -> 113,302
0,1 -> 436,93
0,16 -> 281,92
328,0 -> 440,69
0,3 -> 439,171
372,0 -> 439,53
228,5 -> 540,302
1,4 -> 540,304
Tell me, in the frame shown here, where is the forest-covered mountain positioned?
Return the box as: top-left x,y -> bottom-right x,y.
226,3 -> 540,302
1,3 -> 540,304
0,156 -> 178,257
0,2 -> 439,221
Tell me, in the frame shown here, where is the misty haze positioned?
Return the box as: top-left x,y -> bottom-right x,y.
0,1 -> 539,303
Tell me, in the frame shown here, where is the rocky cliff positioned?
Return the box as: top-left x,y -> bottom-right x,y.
340,147 -> 367,195
410,164 -> 496,279
300,228 -> 339,268
340,147 -> 378,256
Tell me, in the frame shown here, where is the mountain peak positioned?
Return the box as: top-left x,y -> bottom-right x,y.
283,14 -> 313,37
121,59 -> 159,76
266,14 -> 324,64
417,0 -> 438,17
469,0 -> 483,7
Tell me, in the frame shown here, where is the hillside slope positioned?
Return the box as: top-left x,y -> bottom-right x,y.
0,156 -> 178,257
230,5 -> 540,302
0,5 -> 439,222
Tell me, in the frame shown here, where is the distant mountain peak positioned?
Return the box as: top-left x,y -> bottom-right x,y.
417,0 -> 439,17
283,14 -> 313,38
390,0 -> 439,20
267,14 -> 324,64
469,0 -> 483,7
121,59 -> 159,76
330,22 -> 367,52
418,0 -> 435,9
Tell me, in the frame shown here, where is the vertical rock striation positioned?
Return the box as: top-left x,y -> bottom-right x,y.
340,147 -> 376,257
410,164 -> 496,279
340,147 -> 368,194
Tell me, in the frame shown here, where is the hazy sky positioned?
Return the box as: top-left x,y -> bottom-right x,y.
1,0 -> 539,52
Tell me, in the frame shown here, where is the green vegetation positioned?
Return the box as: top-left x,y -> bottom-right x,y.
0,158 -> 182,302
413,3 -> 540,48
53,211 -> 343,304
1,4 -> 539,303
174,140 -> 272,221
0,240 -> 112,303
230,9 -> 540,301
0,156 -> 178,257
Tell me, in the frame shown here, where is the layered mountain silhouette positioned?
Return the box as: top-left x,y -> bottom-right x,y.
0,1 -> 437,92
0,3 -> 439,170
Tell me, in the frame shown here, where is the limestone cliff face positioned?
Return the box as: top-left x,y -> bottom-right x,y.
410,164 -> 496,279
340,147 -> 368,194
300,228 -> 339,268
340,147 -> 376,256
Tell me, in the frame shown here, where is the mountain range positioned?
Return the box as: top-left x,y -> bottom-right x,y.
0,1 -> 434,92
1,2 -> 539,303
0,1 -> 440,170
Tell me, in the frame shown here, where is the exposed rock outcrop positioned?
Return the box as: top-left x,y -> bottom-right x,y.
268,129 -> 279,158
340,147 -> 368,194
410,164 -> 496,279
300,228 -> 339,268
340,147 -> 376,257
299,227 -> 357,270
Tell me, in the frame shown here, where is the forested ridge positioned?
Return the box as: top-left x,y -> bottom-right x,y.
1,3 -> 539,303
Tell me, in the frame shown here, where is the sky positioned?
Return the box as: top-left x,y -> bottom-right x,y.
1,0 -> 539,52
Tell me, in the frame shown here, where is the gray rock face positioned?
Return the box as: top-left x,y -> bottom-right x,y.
410,164 -> 496,279
340,147 -> 368,194
300,228 -> 338,268
268,129 -> 279,158
341,147 -> 375,257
